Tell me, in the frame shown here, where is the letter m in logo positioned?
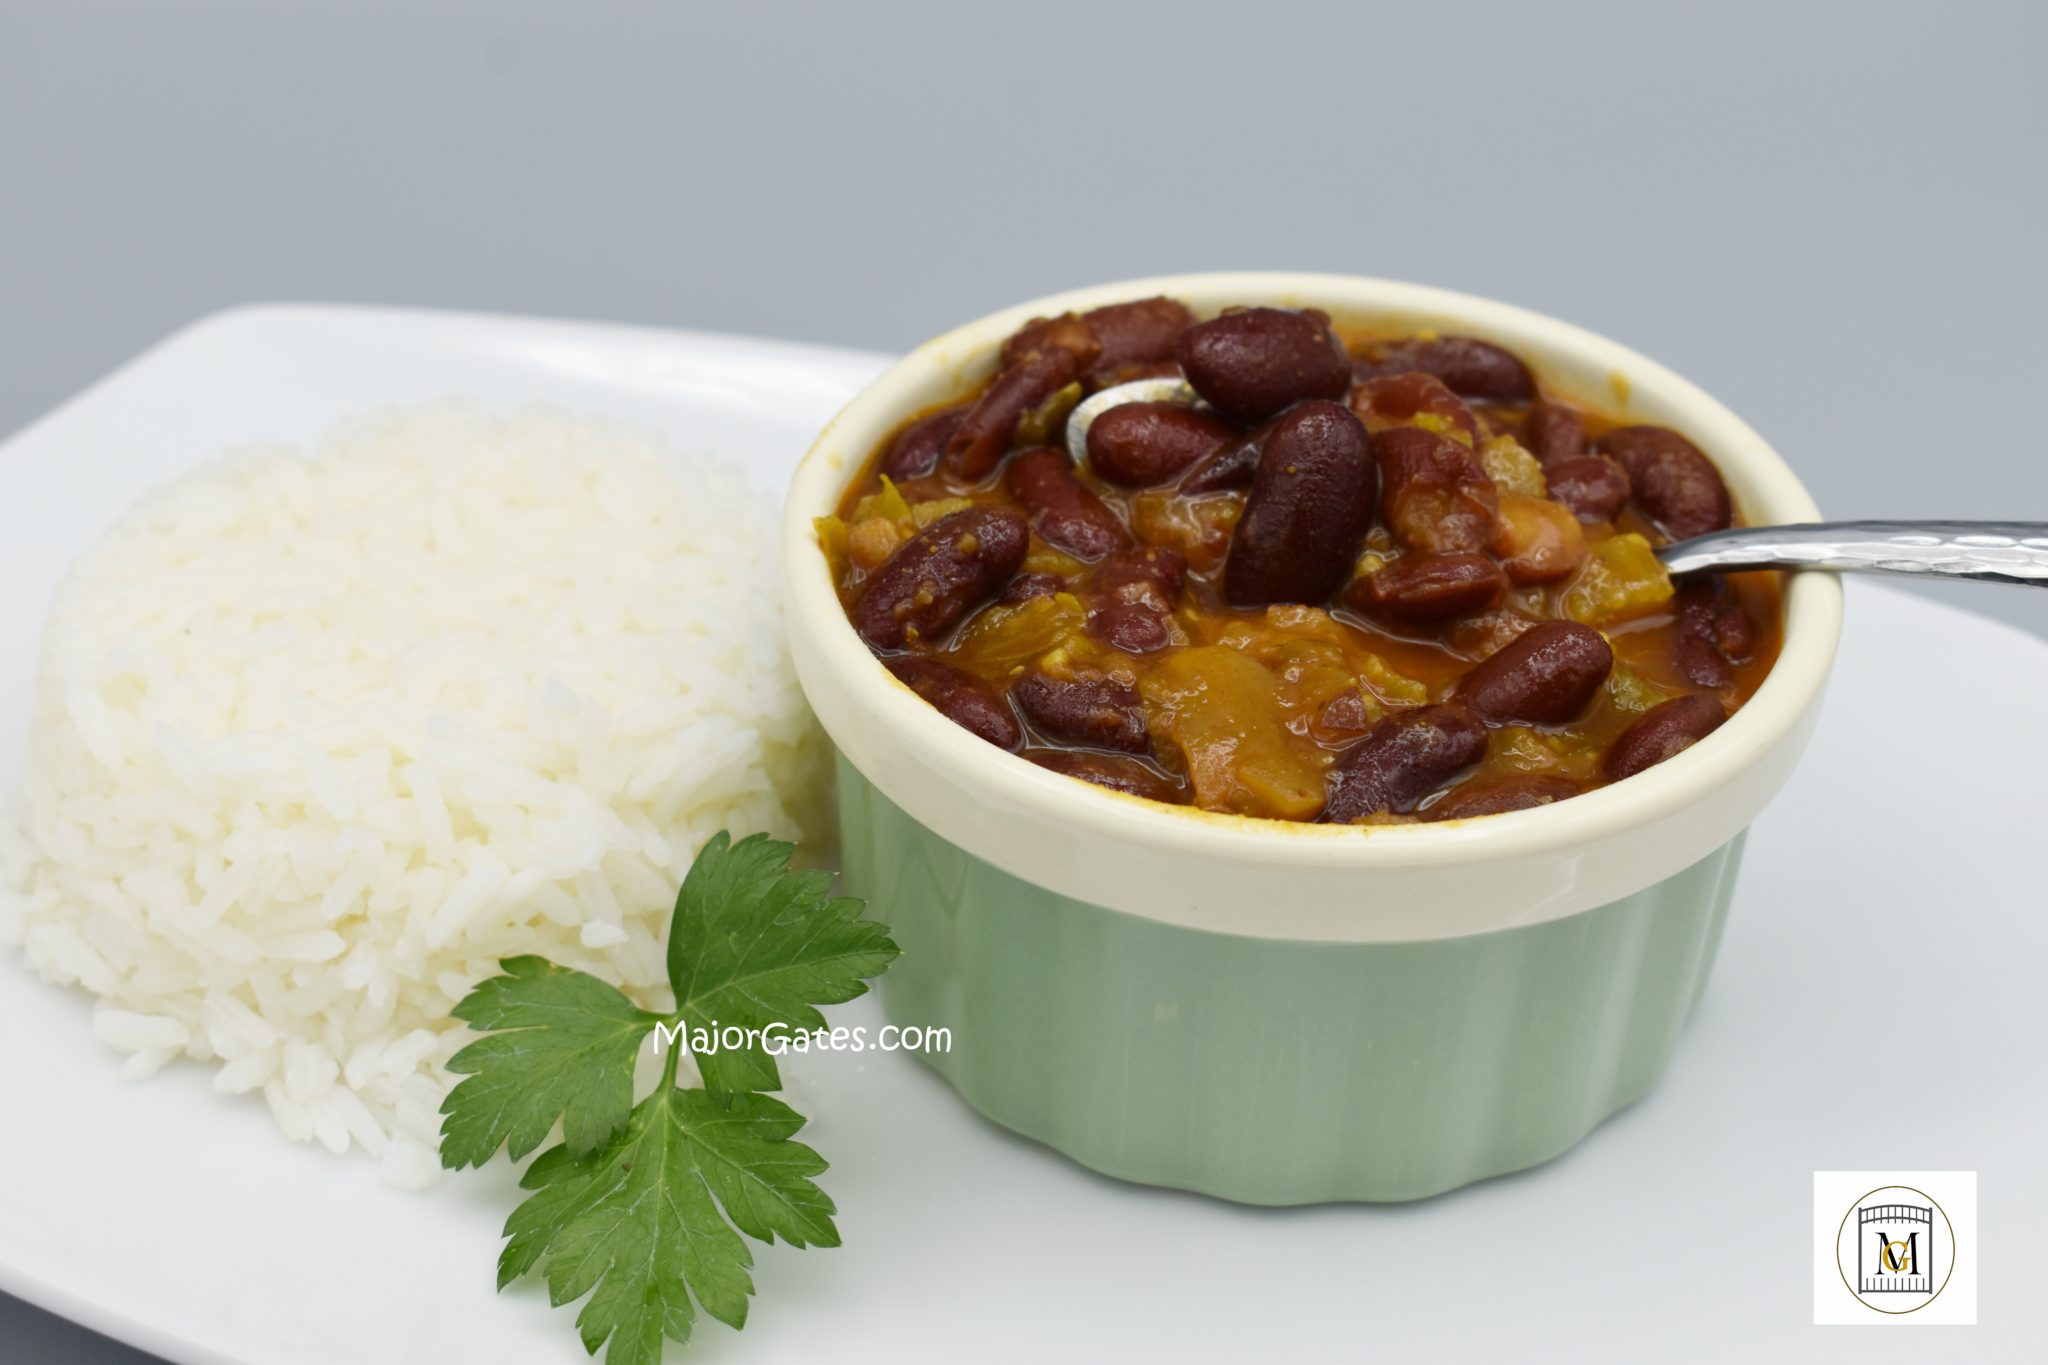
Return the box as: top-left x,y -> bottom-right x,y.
1875,1231 -> 1919,1275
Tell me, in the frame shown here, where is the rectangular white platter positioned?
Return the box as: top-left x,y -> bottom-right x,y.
1,307 -> 2043,1364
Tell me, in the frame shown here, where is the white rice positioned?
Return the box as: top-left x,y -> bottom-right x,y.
0,403 -> 829,1185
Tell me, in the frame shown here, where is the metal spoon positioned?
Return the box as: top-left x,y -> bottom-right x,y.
1066,379 -> 2048,587
1656,521 -> 2048,585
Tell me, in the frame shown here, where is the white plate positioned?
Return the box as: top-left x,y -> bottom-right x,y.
2,308 -> 2043,1364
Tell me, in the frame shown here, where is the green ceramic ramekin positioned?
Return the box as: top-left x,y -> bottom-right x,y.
784,273 -> 1841,1204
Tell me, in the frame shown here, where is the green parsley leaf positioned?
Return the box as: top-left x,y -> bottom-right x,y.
440,956 -> 664,1167
668,831 -> 901,1092
500,1082 -> 836,1365
437,831 -> 900,1362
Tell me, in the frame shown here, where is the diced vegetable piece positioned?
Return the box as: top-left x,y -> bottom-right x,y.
846,516 -> 907,570
1218,609 -> 1371,731
1139,646 -> 1329,819
951,592 -> 1088,671
1360,652 -> 1429,706
1208,604 -> 1343,658
1479,436 -> 1547,497
1212,603 -> 1345,650
814,515 -> 850,582
1563,533 -> 1674,624
1606,661 -> 1673,716
1015,382 -> 1084,447
1261,638 -> 1361,731
1129,490 -> 1243,573
1261,603 -> 1345,639
1022,538 -> 1087,578
1410,411 -> 1472,445
850,476 -> 913,526
910,496 -> 976,529
1494,726 -> 1598,779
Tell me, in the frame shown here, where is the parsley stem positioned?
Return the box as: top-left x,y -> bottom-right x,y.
659,1022 -> 682,1093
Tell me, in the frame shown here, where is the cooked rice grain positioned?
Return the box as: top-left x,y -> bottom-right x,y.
0,404 -> 830,1184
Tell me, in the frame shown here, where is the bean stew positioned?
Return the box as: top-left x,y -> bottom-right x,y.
820,297 -> 1781,824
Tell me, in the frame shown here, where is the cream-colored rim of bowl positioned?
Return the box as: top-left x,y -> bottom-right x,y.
785,273 -> 1843,921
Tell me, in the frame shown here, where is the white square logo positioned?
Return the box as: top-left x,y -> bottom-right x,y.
1814,1171 -> 1977,1325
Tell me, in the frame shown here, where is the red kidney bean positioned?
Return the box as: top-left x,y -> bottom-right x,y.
1452,620 -> 1613,724
1176,307 -> 1350,423
946,347 -> 1082,480
999,312 -> 1102,370
1425,773 -> 1581,818
1025,748 -> 1185,803
1669,579 -> 1756,684
1080,297 -> 1194,386
1089,611 -> 1173,652
1086,545 -> 1186,653
852,505 -> 1030,649
999,571 -> 1064,605
1522,401 -> 1586,464
1352,336 -> 1534,402
1373,426 -> 1500,554
1490,493 -> 1588,585
1543,453 -> 1631,522
881,405 -> 968,482
1601,425 -> 1732,540
1423,773 -> 1580,821
1222,400 -> 1378,606
1178,429 -> 1263,493
1672,579 -> 1722,637
1005,446 -> 1131,561
1320,703 -> 1488,823
1604,694 -> 1727,780
1349,371 -> 1482,445
1676,632 -> 1733,687
1086,402 -> 1236,486
1344,551 -> 1507,624
1087,604 -> 1165,654
883,657 -> 1021,750
1712,602 -> 1755,659
1089,544 -> 1186,605
1010,672 -> 1150,753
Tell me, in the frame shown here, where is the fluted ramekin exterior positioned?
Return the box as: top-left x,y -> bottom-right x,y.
841,761 -> 1743,1204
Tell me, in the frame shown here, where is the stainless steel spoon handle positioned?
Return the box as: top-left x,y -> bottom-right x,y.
1065,384 -> 2048,590
1657,521 -> 2048,586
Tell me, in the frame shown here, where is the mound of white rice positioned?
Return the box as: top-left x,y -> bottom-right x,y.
0,403 -> 829,1185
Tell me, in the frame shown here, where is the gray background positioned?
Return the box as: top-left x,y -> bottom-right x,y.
1,1 -> 2042,1360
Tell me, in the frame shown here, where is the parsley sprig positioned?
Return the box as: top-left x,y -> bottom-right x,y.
438,832 -> 900,1364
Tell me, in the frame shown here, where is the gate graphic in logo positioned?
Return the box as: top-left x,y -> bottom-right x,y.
1858,1202 -> 1932,1293
1835,1185 -> 1955,1314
